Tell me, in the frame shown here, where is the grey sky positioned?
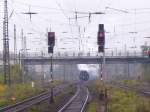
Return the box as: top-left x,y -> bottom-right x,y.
1,0 -> 150,53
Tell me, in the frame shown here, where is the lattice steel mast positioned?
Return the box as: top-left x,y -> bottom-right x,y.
3,0 -> 10,85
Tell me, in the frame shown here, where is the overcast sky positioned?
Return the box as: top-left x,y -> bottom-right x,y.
1,0 -> 150,54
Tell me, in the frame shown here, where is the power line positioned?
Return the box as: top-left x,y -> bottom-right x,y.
14,0 -> 71,13
55,0 -> 75,41
105,7 -> 129,13
14,12 -> 45,35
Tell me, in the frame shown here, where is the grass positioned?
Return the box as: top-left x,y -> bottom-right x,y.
0,64 -> 65,108
0,80 -> 65,108
0,64 -> 21,84
86,100 -> 97,112
86,80 -> 107,112
86,80 -> 150,112
117,79 -> 140,86
0,83 -> 45,107
0,73 -> 4,84
108,88 -> 150,112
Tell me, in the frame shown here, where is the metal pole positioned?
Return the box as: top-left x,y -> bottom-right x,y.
19,49 -> 25,83
115,48 -> 117,56
78,26 -> 81,52
127,62 -> 130,79
19,51 -> 20,69
71,64 -> 73,81
3,0 -> 10,86
124,44 -> 127,56
100,55 -> 103,80
64,64 -> 66,81
50,54 -> 53,81
21,29 -> 26,83
50,53 -> 54,103
19,50 -> 23,83
14,24 -> 17,64
103,51 -> 106,80
41,51 -> 44,86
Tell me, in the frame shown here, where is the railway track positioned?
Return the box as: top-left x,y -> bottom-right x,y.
111,83 -> 150,97
58,85 -> 89,112
0,84 -> 71,112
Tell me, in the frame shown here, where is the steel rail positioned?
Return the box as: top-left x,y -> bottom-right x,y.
58,85 -> 89,112
81,88 -> 89,112
0,84 -> 70,112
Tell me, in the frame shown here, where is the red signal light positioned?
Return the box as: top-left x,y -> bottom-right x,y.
97,24 -> 105,53
99,32 -> 104,37
97,32 -> 105,45
48,32 -> 55,46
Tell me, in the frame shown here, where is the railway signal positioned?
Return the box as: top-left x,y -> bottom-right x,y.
98,46 -> 104,53
98,32 -> 105,45
47,32 -> 55,103
97,24 -> 107,101
48,32 -> 55,53
97,24 -> 105,52
48,32 -> 55,47
48,46 -> 54,53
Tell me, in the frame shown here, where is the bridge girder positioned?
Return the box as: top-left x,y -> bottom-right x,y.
23,57 -> 150,65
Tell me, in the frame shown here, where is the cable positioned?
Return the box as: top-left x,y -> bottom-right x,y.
55,0 -> 76,41
14,9 -> 77,38
13,0 -> 72,13
7,1 -> 150,41
13,11 -> 46,36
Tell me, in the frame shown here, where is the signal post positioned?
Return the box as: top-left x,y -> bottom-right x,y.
97,24 -> 105,81
48,32 -> 55,103
97,24 -> 107,99
97,24 -> 108,111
